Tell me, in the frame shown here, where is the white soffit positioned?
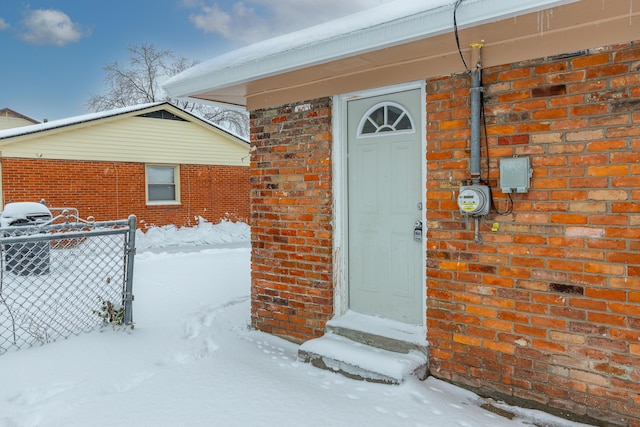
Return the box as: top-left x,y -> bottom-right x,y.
163,0 -> 579,100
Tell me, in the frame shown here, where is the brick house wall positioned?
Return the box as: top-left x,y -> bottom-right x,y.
249,41 -> 639,426
1,158 -> 250,227
427,41 -> 640,426
250,99 -> 333,341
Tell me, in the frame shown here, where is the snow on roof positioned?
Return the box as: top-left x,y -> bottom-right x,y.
163,0 -> 579,100
0,102 -> 162,140
0,102 -> 248,143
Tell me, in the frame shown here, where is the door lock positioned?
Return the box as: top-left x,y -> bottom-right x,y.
413,220 -> 423,242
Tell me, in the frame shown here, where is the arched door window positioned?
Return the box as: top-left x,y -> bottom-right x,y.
357,102 -> 415,137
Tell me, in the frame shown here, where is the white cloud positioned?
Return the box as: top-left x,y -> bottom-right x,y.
0,17 -> 10,30
186,0 -> 394,45
19,9 -> 89,46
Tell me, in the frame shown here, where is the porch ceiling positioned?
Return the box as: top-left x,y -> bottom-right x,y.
166,0 -> 638,111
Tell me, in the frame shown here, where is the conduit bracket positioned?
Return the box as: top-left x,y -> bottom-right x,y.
470,41 -> 484,70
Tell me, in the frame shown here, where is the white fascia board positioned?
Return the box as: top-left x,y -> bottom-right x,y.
164,0 -> 579,100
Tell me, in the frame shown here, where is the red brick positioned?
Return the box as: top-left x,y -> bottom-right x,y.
484,340 -> 515,355
532,108 -> 568,120
535,62 -> 568,74
586,63 -> 629,79
256,42 -> 640,427
549,70 -> 586,84
571,53 -> 611,68
497,134 -> 530,145
550,213 -> 588,224
532,339 -> 566,353
613,47 -> 640,62
570,104 -> 609,116
608,302 -> 639,315
2,159 -> 250,227
587,165 -> 629,177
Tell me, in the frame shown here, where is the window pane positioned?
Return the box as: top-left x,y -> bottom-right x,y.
396,115 -> 412,130
147,165 -> 178,202
148,166 -> 175,184
387,106 -> 402,124
369,107 -> 385,127
362,119 -> 378,134
148,184 -> 176,201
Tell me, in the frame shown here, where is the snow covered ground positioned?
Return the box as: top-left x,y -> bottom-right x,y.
0,221 -> 589,427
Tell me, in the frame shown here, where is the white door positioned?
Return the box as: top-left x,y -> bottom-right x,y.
347,89 -> 423,324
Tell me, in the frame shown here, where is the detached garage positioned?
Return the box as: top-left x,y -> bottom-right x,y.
0,102 -> 250,227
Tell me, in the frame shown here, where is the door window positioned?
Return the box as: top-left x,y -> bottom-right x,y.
358,102 -> 414,137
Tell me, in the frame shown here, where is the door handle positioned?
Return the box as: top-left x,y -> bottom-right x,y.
413,220 -> 423,242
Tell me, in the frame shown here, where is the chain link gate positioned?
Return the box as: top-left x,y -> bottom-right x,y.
0,213 -> 136,355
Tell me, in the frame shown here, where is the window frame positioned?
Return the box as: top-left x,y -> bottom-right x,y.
356,101 -> 416,138
145,164 -> 181,205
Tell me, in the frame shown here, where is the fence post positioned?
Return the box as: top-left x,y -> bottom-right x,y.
123,215 -> 137,325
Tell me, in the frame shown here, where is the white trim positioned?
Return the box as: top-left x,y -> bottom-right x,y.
332,95 -> 348,316
332,81 -> 426,327
145,164 -> 181,205
164,0 -> 578,101
420,82 -> 427,330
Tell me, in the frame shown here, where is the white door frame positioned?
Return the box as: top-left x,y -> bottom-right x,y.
332,81 -> 427,327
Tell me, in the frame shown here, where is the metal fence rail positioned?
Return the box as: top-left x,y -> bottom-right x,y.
0,215 -> 136,355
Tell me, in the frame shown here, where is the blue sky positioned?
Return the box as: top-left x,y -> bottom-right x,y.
0,0 -> 393,122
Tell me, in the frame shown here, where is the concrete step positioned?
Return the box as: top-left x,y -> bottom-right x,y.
298,312 -> 429,384
326,311 -> 429,355
299,332 -> 428,384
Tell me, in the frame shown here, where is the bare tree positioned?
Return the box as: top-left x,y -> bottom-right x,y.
86,44 -> 248,136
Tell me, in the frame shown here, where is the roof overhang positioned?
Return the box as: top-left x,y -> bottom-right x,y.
164,0 -> 639,111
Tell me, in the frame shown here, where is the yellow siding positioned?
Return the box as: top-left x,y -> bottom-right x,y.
0,116 -> 249,166
0,117 -> 36,130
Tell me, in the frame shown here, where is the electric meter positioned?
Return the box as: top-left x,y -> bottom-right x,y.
457,185 -> 490,216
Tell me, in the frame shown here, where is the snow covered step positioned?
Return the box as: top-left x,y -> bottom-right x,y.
325,311 -> 429,356
298,332 -> 429,384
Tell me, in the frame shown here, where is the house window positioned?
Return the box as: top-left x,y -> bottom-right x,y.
358,102 -> 415,137
146,165 -> 180,204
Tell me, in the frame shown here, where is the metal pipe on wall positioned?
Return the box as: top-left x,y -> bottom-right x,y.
469,43 -> 483,184
470,70 -> 482,183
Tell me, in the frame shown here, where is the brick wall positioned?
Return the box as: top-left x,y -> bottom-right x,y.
1,158 -> 250,227
426,41 -> 640,426
250,98 -> 333,341
246,42 -> 638,426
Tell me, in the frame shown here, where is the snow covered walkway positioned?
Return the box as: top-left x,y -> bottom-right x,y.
0,223 -> 589,427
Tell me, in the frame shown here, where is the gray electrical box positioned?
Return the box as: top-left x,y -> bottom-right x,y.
500,156 -> 531,193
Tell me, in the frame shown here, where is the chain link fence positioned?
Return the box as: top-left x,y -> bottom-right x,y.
0,212 -> 136,355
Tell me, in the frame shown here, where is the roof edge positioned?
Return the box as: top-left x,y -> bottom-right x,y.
0,102 -> 248,143
163,0 -> 579,102
0,108 -> 40,124
0,102 -> 163,141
